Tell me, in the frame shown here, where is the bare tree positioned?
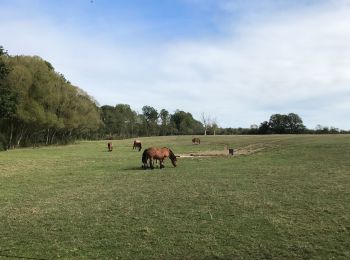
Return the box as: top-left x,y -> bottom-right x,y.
211,117 -> 218,135
201,113 -> 210,135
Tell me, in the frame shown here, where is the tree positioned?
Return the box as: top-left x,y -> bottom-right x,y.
100,105 -> 117,137
211,117 -> 218,135
115,104 -> 137,138
260,113 -> 305,134
142,105 -> 158,122
171,110 -> 203,135
159,108 -> 170,135
258,121 -> 270,134
0,54 -> 101,148
0,46 -> 11,77
201,112 -> 212,136
0,46 -> 17,119
268,114 -> 289,134
142,105 -> 158,136
286,113 -> 305,133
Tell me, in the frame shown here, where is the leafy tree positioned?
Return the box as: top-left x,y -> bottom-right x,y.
142,105 -> 158,122
171,110 -> 203,135
286,113 -> 305,133
0,53 -> 101,148
258,121 -> 270,134
0,46 -> 11,77
0,46 -> 17,120
101,105 -> 118,137
142,105 -> 158,136
259,113 -> 305,134
115,104 -> 137,138
100,104 -> 138,138
269,114 -> 289,134
159,108 -> 170,135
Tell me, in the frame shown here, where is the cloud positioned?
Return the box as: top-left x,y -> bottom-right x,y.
154,1 -> 350,128
1,0 -> 350,129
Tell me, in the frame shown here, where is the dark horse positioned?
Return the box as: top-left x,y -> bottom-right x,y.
192,137 -> 200,144
133,140 -> 142,151
142,147 -> 177,169
107,142 -> 113,152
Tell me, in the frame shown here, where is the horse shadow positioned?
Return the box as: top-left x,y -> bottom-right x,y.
123,166 -> 145,171
123,164 -> 162,171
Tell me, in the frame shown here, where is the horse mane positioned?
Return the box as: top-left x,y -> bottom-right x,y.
167,148 -> 176,161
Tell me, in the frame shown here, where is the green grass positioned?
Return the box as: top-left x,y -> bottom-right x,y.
0,135 -> 350,259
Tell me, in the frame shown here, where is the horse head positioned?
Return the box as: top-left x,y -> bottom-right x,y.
168,148 -> 177,167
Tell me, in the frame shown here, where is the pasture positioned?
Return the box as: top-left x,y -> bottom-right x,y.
0,135 -> 349,259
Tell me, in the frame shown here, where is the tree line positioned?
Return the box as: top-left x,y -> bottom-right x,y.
0,47 -> 204,149
100,105 -> 204,139
1,48 -> 348,150
215,114 -> 349,135
0,47 -> 101,150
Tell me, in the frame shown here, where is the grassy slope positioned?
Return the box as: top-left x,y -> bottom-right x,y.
0,135 -> 349,259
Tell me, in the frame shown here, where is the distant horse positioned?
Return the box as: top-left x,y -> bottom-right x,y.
192,137 -> 201,144
142,147 -> 177,169
107,142 -> 113,152
133,140 -> 142,151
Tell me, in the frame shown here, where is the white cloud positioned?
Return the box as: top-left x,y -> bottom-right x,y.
154,1 -> 350,128
1,1 -> 350,129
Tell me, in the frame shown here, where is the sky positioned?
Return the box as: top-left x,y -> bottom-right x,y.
0,0 -> 349,129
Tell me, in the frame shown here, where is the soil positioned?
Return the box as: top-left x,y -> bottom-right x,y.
177,144 -> 266,158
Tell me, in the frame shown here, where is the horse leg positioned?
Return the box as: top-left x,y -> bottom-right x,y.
160,159 -> 165,169
142,158 -> 146,169
149,158 -> 154,169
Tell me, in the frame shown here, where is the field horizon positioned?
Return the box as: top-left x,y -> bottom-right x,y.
1,135 -> 349,259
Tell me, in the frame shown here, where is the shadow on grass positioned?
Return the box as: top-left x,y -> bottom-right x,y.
0,251 -> 48,260
123,166 -> 162,171
123,166 -> 146,171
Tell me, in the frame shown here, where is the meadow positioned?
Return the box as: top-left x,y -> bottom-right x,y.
0,135 -> 349,259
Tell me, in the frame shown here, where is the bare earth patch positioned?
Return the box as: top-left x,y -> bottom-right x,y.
177,144 -> 267,158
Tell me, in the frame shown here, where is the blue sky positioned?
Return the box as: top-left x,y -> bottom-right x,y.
1,0 -> 350,129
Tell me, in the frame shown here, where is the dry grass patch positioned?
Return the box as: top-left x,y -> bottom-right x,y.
177,143 -> 269,158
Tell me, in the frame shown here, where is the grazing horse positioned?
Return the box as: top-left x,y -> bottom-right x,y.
107,142 -> 113,152
133,140 -> 142,151
142,147 -> 177,169
192,137 -> 201,144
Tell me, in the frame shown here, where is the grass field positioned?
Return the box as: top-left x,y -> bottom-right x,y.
0,135 -> 350,259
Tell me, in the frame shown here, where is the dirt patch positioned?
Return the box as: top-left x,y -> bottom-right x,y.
177,144 -> 266,158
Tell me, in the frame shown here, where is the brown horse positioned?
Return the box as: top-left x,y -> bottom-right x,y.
107,142 -> 113,152
133,140 -> 142,151
192,137 -> 200,144
142,147 -> 177,169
